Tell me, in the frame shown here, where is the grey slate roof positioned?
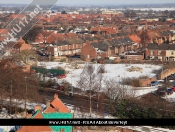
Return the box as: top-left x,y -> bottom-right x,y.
147,43 -> 175,50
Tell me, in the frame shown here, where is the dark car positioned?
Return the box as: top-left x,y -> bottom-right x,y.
167,75 -> 174,81
156,87 -> 167,97
49,74 -> 54,78
167,88 -> 173,95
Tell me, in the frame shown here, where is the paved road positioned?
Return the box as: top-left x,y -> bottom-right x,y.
39,88 -> 110,114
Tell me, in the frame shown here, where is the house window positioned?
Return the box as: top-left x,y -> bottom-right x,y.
87,55 -> 90,58
54,48 -> 57,51
158,51 -> 161,55
136,57 -> 139,60
150,50 -> 153,56
129,57 -> 131,60
171,51 -> 174,55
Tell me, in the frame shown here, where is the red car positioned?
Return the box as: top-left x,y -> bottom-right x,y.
57,74 -> 66,79
57,86 -> 64,91
30,69 -> 36,73
171,86 -> 175,91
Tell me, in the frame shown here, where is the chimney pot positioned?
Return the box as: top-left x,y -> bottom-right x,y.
46,100 -> 50,107
34,105 -> 42,112
54,93 -> 58,99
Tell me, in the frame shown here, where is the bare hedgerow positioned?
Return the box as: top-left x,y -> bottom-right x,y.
139,75 -> 149,79
104,78 -> 137,100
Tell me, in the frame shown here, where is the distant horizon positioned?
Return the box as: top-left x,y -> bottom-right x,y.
0,3 -> 175,6
0,0 -> 175,6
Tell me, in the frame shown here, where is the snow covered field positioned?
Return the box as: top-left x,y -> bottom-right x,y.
129,8 -> 175,11
38,62 -> 161,87
38,62 -> 162,95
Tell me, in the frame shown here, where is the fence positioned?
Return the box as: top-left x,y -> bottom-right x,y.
31,66 -> 65,75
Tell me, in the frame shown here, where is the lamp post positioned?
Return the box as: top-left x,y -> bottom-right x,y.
71,71 -> 73,96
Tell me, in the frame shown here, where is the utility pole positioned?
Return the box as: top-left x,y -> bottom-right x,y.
96,94 -> 100,117
89,89 -> 92,117
24,77 -> 27,118
89,73 -> 92,117
9,67 -> 12,115
9,80 -> 12,115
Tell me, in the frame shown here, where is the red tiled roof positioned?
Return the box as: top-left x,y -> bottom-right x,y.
129,35 -> 141,43
0,29 -> 9,34
17,111 -> 52,132
45,95 -> 70,113
44,106 -> 57,113
17,126 -> 53,132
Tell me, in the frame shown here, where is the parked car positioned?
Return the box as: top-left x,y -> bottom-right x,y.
167,75 -> 174,81
30,69 -> 36,73
171,86 -> 175,91
51,85 -> 58,89
167,88 -> 173,95
57,85 -> 64,91
156,87 -> 167,97
158,91 -> 167,97
150,81 -> 159,86
50,74 -> 54,78
57,74 -> 66,79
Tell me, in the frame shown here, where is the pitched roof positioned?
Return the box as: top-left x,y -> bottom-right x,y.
147,43 -> 175,50
129,34 -> 141,43
41,31 -> 54,37
17,126 -> 53,132
44,94 -> 70,113
17,111 -> 53,132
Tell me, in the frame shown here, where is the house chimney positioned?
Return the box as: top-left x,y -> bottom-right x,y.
54,93 -> 58,99
46,100 -> 50,107
60,129 -> 64,132
86,40 -> 90,46
34,105 -> 42,112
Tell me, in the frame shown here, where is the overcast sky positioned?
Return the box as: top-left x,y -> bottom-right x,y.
1,0 -> 175,5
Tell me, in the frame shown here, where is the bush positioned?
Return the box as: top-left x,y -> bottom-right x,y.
121,77 -> 141,87
139,75 -> 149,79
131,78 -> 141,87
60,58 -> 66,62
121,77 -> 131,85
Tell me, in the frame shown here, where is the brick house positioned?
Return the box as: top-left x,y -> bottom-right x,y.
35,31 -> 54,44
81,41 -> 109,61
125,53 -> 144,61
145,43 -> 175,61
46,38 -> 85,57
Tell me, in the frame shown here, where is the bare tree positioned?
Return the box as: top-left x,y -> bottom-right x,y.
76,64 -> 105,117
140,29 -> 150,49
0,59 -> 41,115
12,49 -> 38,65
